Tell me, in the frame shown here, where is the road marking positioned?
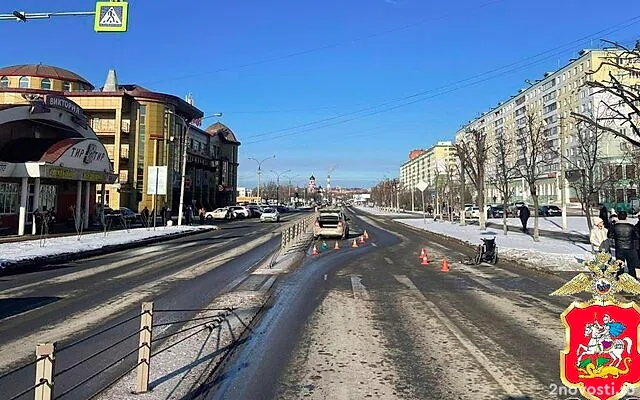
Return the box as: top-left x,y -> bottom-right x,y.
350,275 -> 369,299
393,274 -> 524,398
371,243 -> 377,247
258,276 -> 277,292
0,232 -> 279,370
384,257 -> 393,265
451,264 -> 567,314
324,274 -> 327,281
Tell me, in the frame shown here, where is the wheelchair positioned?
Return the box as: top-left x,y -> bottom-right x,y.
473,237 -> 498,265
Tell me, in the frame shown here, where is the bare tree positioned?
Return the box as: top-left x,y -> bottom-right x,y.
515,112 -> 549,242
573,40 -> 640,148
489,135 -> 519,235
549,114 -> 618,231
454,144 -> 467,226
456,129 -> 488,230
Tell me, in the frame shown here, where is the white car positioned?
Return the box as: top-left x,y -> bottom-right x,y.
205,207 -> 233,220
229,206 -> 251,218
260,208 -> 280,222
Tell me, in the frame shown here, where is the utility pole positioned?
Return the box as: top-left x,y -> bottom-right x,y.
249,155 -> 275,200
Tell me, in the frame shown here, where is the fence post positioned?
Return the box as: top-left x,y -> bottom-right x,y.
136,302 -> 153,393
34,342 -> 55,400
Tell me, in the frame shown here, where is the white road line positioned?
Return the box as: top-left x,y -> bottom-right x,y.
384,257 -> 394,265
393,274 -> 524,398
371,243 -> 377,247
451,263 -> 567,314
0,232 -> 278,370
350,275 -> 369,299
258,276 -> 277,292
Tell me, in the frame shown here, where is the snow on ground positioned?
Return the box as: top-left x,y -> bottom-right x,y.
485,215 -> 636,236
0,225 -> 214,267
356,206 -> 414,218
396,218 -> 592,272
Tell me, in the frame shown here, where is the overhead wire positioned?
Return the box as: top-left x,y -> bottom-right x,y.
240,14 -> 640,144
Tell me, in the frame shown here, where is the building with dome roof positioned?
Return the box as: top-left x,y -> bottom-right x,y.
0,64 -> 239,235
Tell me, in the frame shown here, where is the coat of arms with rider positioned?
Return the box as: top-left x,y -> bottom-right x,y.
551,252 -> 640,400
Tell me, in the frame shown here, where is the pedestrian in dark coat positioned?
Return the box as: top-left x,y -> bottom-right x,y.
519,205 -> 530,234
608,211 -> 640,278
600,205 -> 611,229
141,206 -> 149,226
160,206 -> 167,226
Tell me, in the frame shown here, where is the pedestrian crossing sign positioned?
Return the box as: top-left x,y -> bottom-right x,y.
94,1 -> 128,32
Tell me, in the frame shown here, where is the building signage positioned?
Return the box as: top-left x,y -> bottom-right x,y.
44,95 -> 85,119
82,172 -> 104,182
147,166 -> 168,195
48,139 -> 111,172
49,167 -> 76,179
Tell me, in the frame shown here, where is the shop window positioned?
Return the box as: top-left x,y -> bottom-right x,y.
63,81 -> 72,91
0,76 -> 8,88
18,76 -> 30,88
40,78 -> 52,90
0,183 -> 19,214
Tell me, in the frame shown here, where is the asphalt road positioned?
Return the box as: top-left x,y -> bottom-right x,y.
206,207 -> 587,400
0,211 -> 307,400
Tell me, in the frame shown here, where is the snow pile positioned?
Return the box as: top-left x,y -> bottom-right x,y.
0,226 -> 214,267
355,206 -> 414,217
396,218 -> 592,272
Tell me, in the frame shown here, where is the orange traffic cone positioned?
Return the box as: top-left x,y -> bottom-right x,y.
352,239 -> 358,248
334,241 -> 340,250
312,245 -> 319,256
419,248 -> 426,260
359,235 -> 365,244
441,257 -> 450,272
421,254 -> 430,266
363,230 -> 369,240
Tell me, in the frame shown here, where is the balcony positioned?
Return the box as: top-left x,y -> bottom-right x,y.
121,120 -> 130,133
91,119 -> 116,134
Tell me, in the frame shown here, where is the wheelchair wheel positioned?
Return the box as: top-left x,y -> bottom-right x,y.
474,245 -> 483,265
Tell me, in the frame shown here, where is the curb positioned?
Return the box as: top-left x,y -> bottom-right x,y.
0,227 -> 216,275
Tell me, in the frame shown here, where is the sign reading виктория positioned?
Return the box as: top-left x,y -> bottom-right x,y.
94,1 -> 128,32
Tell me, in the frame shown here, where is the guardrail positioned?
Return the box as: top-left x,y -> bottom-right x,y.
280,212 -> 317,251
1,303 -> 240,400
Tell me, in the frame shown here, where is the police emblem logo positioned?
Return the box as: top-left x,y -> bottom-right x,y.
551,252 -> 640,399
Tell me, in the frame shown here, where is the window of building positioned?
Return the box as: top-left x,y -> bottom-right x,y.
543,102 -> 557,113
543,79 -> 556,91
63,81 -> 72,91
627,164 -> 636,180
40,78 -> 51,90
137,105 -> 147,189
542,91 -> 556,103
0,76 -> 8,88
515,106 -> 526,116
18,76 -> 29,88
0,183 -> 19,214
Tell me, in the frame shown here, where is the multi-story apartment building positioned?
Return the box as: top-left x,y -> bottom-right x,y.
456,48 -> 639,205
399,141 -> 455,190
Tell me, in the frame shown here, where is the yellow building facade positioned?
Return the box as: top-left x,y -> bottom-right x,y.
0,64 -> 240,214
399,141 -> 455,190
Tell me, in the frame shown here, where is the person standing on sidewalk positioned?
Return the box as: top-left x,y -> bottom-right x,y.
590,217 -> 609,253
600,205 -> 611,229
607,211 -> 639,278
519,204 -> 530,234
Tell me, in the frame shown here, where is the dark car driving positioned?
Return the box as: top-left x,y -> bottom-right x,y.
539,205 -> 562,217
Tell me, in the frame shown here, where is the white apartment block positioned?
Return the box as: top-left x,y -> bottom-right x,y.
400,141 -> 456,190
456,48 -> 639,205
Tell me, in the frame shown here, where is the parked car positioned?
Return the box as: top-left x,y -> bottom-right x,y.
205,207 -> 234,220
246,205 -> 263,217
489,204 -> 505,218
260,207 -> 280,222
229,205 -> 251,218
313,208 -> 350,239
539,205 -> 562,217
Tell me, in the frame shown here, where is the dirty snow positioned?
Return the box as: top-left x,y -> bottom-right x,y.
96,291 -> 266,400
395,218 -> 591,271
0,226 -> 214,266
279,289 -> 403,399
355,206 -> 413,218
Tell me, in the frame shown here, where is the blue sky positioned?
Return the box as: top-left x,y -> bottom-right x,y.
2,0 -> 640,189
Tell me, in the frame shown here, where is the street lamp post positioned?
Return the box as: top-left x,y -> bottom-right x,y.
248,155 -> 275,200
165,110 -> 192,226
271,169 -> 291,204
